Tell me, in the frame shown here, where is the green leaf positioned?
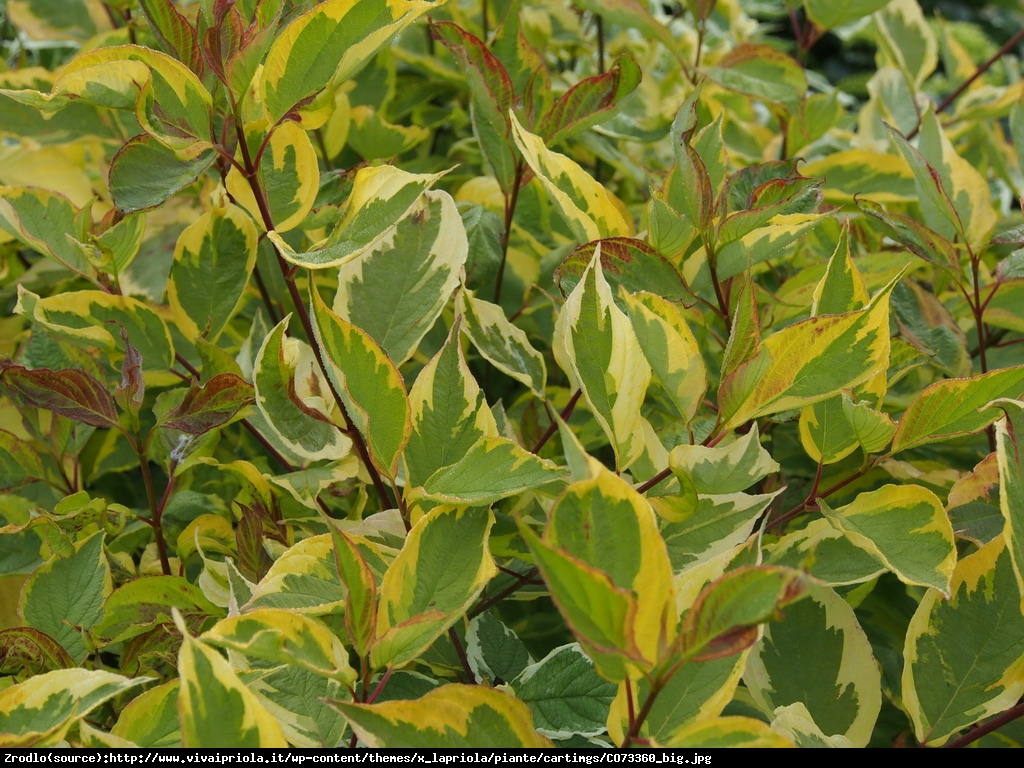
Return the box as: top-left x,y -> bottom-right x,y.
555,238 -> 694,307
260,0 -> 441,123
93,575 -> 223,644
466,612 -> 532,685
246,534 -> 345,614
663,716 -> 794,748
803,0 -> 890,30
418,436 -> 567,505
178,630 -> 288,747
705,44 -> 806,107
524,468 -> 675,681
1,44 -> 213,151
902,539 -> 1024,745
687,213 -> 825,292
745,582 -> 882,747
0,669 -> 147,747
607,653 -> 751,746
257,665 -> 349,748
661,492 -> 777,573
331,684 -> 553,747
766,519 -> 886,586
0,362 -> 117,430
332,190 -> 467,366
891,366 -> 1024,453
324,520 -> 378,657
538,55 -> 642,145
511,643 -> 616,739
372,506 -> 497,669
457,292 -> 546,397
139,0 -> 202,75
311,286 -> 411,479
252,316 -> 352,463
109,134 -> 216,213
888,110 -> 996,251
818,484 -> 956,595
519,525 -> 640,682
857,197 -> 958,273
554,245 -> 651,470
874,0 -> 937,88
18,531 -> 110,664
620,290 -> 708,423
158,373 -> 254,435
167,202 -> 258,341
431,21 -> 516,193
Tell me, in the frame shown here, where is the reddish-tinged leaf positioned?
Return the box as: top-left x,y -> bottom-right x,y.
160,373 -> 254,434
538,55 -> 642,145
555,237 -> 694,306
431,21 -> 517,192
113,325 -> 145,416
681,566 -> 806,662
235,505 -> 275,583
0,627 -> 75,676
0,362 -> 119,429
857,197 -> 958,272
325,520 -> 378,657
139,0 -> 203,76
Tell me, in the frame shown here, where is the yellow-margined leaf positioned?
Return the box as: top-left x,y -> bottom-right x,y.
259,0 -> 441,123
404,321 -> 497,489
606,652 -> 751,746
167,202 -> 258,341
744,581 -> 881,747
331,684 -> 553,747
902,538 -> 1024,745
994,400 -> 1024,596
372,506 -> 497,669
15,285 -> 174,370
621,290 -> 706,424
203,608 -> 356,683
0,45 -> 213,154
270,165 -> 446,269
227,120 -> 318,232
664,716 -> 795,748
891,365 -> 1024,453
524,468 -> 675,681
717,274 -> 898,434
818,484 -> 955,595
245,534 -> 346,615
554,245 -> 651,470
457,292 -> 546,397
0,668 -> 148,747
509,111 -> 631,241
178,629 -> 288,747
333,190 -> 467,366
252,316 -> 352,463
311,285 -> 410,479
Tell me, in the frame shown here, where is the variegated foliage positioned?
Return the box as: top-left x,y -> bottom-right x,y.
1,0 -> 1023,750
